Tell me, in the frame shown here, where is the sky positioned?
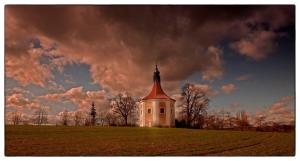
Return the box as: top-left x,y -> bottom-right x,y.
5,5 -> 295,124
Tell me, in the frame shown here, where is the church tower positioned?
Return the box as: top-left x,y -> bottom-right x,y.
139,65 -> 175,127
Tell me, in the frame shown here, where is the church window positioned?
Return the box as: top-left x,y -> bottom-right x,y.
148,108 -> 151,113
160,108 -> 165,113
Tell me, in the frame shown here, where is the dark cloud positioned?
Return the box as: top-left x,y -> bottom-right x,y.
5,5 -> 295,96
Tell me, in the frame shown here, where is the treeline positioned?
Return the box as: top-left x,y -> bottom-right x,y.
7,93 -> 139,127
6,83 -> 295,132
175,110 -> 295,132
57,101 -> 139,127
175,83 -> 294,132
176,110 -> 251,130
7,107 -> 49,125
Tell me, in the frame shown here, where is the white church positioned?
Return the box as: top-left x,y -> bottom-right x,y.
139,65 -> 175,127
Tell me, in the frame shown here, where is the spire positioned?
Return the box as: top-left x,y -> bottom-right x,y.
153,64 -> 160,82
142,64 -> 175,101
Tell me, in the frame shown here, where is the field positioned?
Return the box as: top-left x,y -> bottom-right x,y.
5,125 -> 295,156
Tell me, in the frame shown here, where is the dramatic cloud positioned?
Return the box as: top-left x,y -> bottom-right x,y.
5,48 -> 53,88
5,6 -> 294,96
254,96 -> 295,125
268,96 -> 294,115
229,6 -> 294,60
4,6 -> 295,122
201,46 -> 224,80
5,34 -> 65,91
230,31 -> 277,60
6,93 -> 45,110
39,86 -> 108,111
221,83 -> 237,94
193,83 -> 219,96
5,12 -> 64,89
6,93 -> 30,108
5,87 -> 33,96
5,88 -> 45,112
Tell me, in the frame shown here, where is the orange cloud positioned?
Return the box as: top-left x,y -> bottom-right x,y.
5,49 -> 53,88
253,96 -> 295,125
201,46 -> 224,80
5,6 -> 229,96
221,83 -> 237,94
193,84 -> 219,96
230,31 -> 277,60
236,74 -> 251,81
229,6 -> 293,61
5,6 -> 294,96
39,86 -> 108,111
6,92 -> 45,110
6,93 -> 30,108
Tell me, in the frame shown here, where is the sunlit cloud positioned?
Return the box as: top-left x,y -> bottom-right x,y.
39,86 -> 108,111
221,83 -> 237,94
4,5 -> 295,121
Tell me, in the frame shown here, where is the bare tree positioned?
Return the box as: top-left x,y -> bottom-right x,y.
225,112 -> 236,129
34,106 -> 48,125
110,93 -> 138,126
180,83 -> 209,128
217,109 -> 226,129
205,114 -> 219,129
236,110 -> 250,130
74,111 -> 84,126
128,107 -> 139,126
12,111 -> 22,125
204,115 -> 211,128
60,109 -> 70,126
194,112 -> 206,129
84,112 -> 91,126
97,111 -> 106,126
105,112 -> 117,126
255,115 -> 266,130
221,111 -> 235,129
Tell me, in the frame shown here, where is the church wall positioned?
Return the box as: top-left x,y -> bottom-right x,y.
139,102 -> 144,127
145,101 -> 153,127
153,101 -> 158,126
139,99 -> 175,127
158,101 -> 166,126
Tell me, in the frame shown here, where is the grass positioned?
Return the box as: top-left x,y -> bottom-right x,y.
5,125 -> 295,156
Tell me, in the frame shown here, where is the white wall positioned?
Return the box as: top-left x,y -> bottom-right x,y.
139,99 -> 175,127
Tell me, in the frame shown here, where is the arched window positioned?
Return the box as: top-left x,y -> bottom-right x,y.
147,108 -> 151,114
160,108 -> 165,114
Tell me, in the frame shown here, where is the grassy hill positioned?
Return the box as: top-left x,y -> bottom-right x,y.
5,125 -> 295,156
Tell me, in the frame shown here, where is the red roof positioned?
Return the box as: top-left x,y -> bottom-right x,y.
142,81 -> 175,101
